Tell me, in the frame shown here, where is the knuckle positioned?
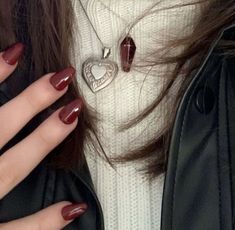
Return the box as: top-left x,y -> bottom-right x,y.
0,167 -> 15,199
35,221 -> 44,230
0,223 -> 9,230
27,213 -> 45,230
22,80 -> 57,113
23,93 -> 38,113
37,128 -> 55,149
37,124 -> 65,149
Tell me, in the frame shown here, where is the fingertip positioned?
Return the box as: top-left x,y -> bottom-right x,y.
58,98 -> 83,125
2,42 -> 24,66
61,202 -> 88,221
0,42 -> 24,83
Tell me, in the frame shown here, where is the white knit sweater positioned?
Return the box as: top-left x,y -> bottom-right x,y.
71,1 -> 199,229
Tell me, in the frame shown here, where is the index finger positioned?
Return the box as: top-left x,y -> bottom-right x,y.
0,43 -> 24,83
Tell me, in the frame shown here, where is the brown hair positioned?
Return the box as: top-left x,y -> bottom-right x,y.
0,0 -> 234,178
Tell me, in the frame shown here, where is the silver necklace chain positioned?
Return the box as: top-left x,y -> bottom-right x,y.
79,0 -> 106,48
97,0 -> 160,34
78,0 -> 159,50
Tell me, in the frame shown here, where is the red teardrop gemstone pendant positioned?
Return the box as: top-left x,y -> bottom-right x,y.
120,36 -> 136,72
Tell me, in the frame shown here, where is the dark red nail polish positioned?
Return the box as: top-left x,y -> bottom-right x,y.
49,67 -> 75,90
59,98 -> 83,124
62,203 -> 88,221
2,42 -> 24,65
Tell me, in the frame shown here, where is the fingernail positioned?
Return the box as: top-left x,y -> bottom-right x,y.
2,42 -> 24,65
59,98 -> 83,124
49,67 -> 75,91
62,203 -> 88,221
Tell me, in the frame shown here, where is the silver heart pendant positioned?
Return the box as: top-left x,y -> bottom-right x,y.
82,57 -> 118,93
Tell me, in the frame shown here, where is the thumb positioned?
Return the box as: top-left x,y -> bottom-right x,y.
0,201 -> 88,230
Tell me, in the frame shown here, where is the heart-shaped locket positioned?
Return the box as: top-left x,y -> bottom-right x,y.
82,58 -> 118,93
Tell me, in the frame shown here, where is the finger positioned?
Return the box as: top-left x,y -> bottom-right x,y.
0,201 -> 88,230
0,98 -> 83,199
0,67 -> 75,149
0,43 -> 24,83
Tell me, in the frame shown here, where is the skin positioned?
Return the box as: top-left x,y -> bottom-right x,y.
0,52 -> 78,229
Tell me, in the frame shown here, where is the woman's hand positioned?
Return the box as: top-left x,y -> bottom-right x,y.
0,43 -> 87,229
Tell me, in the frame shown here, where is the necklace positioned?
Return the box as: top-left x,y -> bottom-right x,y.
79,0 -> 158,93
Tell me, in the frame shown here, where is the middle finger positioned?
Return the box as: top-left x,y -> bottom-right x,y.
0,67 -> 75,149
0,99 -> 83,199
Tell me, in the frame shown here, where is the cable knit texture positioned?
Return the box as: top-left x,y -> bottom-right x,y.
71,1 -> 200,229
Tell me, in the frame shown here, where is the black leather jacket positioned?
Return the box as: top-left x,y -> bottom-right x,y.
0,21 -> 235,230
